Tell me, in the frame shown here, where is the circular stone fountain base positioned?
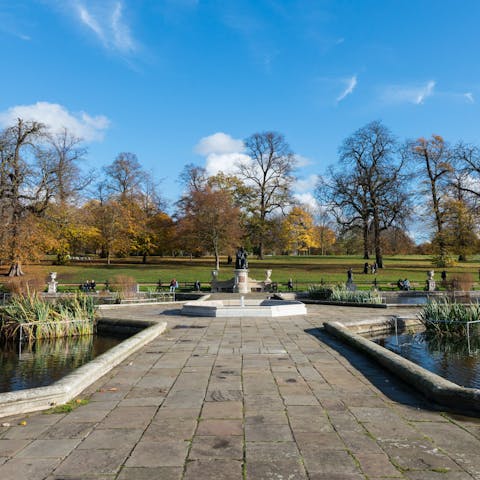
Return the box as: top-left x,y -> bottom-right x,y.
181,299 -> 307,317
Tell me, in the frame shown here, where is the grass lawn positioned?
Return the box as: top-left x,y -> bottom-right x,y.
2,254 -> 480,291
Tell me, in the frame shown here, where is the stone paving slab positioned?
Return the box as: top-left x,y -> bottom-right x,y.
1,302 -> 480,479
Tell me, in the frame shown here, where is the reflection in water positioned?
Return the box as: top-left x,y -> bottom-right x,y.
0,334 -> 125,393
372,330 -> 480,389
391,295 -> 480,305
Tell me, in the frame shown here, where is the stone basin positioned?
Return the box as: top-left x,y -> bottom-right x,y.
181,299 -> 307,317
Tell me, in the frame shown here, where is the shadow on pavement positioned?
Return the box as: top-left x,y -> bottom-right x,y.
305,327 -> 438,412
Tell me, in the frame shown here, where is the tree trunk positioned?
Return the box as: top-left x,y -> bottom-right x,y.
373,215 -> 384,268
363,223 -> 369,259
8,261 -> 24,277
258,240 -> 264,260
142,253 -> 147,264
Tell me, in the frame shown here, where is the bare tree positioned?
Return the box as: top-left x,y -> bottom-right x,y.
0,118 -> 46,276
45,128 -> 91,204
406,135 -> 453,267
178,163 -> 208,192
317,170 -> 371,259
237,131 -> 296,259
104,152 -> 147,200
319,121 -> 410,268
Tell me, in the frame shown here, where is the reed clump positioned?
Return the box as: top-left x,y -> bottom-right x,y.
0,292 -> 97,342
308,285 -> 383,304
108,275 -> 137,300
418,299 -> 480,338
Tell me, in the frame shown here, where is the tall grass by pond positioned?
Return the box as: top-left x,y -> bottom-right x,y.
418,299 -> 480,337
0,292 -> 97,342
308,285 -> 383,304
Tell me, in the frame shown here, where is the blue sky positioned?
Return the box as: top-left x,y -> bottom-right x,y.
1,0 -> 479,212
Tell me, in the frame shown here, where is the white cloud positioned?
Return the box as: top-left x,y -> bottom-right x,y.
294,174 -> 319,192
464,92 -> 475,104
194,132 -> 250,176
293,175 -> 320,211
294,154 -> 313,168
0,102 -> 110,142
294,192 -> 318,211
336,75 -> 357,102
382,80 -> 436,105
71,0 -> 137,54
204,152 -> 252,176
195,132 -> 245,156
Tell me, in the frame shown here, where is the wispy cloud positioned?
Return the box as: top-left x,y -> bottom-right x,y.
464,92 -> 475,104
0,5 -> 31,41
382,80 -> 436,105
70,1 -> 137,55
336,75 -> 357,103
0,102 -> 110,142
77,4 -> 104,40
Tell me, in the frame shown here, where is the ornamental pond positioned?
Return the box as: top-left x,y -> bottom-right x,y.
370,328 -> 480,390
0,333 -> 127,393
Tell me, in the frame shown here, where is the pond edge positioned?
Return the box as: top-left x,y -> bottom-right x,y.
0,319 -> 167,418
324,319 -> 480,416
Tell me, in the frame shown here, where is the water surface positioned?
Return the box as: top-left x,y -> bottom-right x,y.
0,334 -> 126,393
371,330 -> 480,389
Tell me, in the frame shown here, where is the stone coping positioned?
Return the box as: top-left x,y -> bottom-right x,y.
325,319 -> 480,415
0,319 -> 167,419
303,299 -> 388,308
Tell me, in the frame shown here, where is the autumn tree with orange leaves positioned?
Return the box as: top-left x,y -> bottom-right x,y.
176,186 -> 244,270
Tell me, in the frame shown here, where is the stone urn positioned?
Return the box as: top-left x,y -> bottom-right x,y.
264,270 -> 272,283
48,272 -> 58,293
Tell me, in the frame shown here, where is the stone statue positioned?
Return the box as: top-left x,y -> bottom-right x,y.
235,247 -> 248,270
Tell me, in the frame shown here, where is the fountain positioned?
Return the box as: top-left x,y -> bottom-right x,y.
181,298 -> 307,317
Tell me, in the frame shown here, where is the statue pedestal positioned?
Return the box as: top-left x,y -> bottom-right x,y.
234,269 -> 249,294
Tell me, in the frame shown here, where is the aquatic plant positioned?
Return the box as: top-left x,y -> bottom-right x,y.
0,292 -> 97,342
307,285 -> 333,300
330,286 -> 383,304
418,299 -> 480,337
309,285 -> 383,304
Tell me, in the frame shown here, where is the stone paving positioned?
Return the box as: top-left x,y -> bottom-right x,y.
1,301 -> 480,479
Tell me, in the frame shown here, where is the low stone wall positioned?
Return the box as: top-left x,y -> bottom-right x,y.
0,319 -> 167,418
325,320 -> 480,415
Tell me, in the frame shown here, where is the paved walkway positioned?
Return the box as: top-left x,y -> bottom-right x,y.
1,302 -> 480,479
